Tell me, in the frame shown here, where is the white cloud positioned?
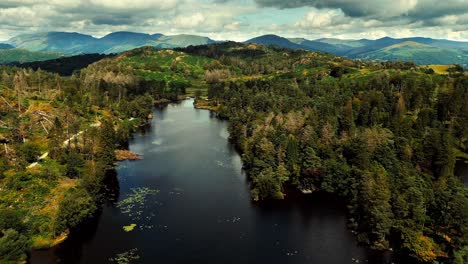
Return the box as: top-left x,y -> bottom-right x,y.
0,0 -> 466,41
173,13 -> 205,28
295,8 -> 345,28
87,0 -> 178,10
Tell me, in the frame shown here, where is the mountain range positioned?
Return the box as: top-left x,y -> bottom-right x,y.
246,35 -> 468,66
5,32 -> 217,55
2,32 -> 467,66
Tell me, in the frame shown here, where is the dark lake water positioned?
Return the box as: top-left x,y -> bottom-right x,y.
31,99 -> 383,264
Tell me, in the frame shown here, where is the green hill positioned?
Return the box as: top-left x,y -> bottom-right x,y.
0,43 -> 14,49
7,32 -> 101,54
7,32 -> 218,56
150,34 -> 217,48
0,49 -> 63,64
248,36 -> 468,66
356,41 -> 468,65
6,32 -> 468,66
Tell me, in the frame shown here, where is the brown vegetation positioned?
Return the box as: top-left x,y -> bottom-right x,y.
115,150 -> 142,161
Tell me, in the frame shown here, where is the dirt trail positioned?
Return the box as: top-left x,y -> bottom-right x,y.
27,121 -> 101,169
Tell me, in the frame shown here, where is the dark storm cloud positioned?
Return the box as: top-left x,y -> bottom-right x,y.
408,0 -> 468,20
253,0 -> 414,17
253,0 -> 468,23
91,15 -> 136,26
0,1 -> 34,8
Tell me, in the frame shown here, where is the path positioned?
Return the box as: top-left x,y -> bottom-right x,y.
27,121 -> 101,169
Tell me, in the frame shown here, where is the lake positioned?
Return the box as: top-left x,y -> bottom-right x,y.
30,99 -> 384,264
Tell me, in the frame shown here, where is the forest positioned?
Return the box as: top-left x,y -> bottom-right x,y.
0,63 -> 158,263
0,42 -> 467,263
184,42 -> 468,263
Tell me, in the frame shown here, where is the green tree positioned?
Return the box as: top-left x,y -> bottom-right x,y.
18,142 -> 41,163
454,246 -> 468,264
302,147 -> 321,174
55,188 -> 96,235
251,168 -> 284,201
285,134 -> 300,184
48,117 -> 64,160
97,118 -> 116,169
0,229 -> 29,262
358,165 -> 393,250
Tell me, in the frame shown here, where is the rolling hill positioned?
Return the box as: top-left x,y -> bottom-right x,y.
245,35 -> 353,55
354,41 -> 468,65
0,43 -> 14,49
6,32 -> 219,55
11,53 -> 112,75
245,35 -> 304,50
245,35 -> 468,66
288,37 -> 351,55
0,49 -> 63,64
7,32 -> 100,54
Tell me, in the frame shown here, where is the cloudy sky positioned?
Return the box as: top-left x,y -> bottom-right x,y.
0,0 -> 467,41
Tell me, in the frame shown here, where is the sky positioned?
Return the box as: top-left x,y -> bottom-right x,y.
0,0 -> 467,41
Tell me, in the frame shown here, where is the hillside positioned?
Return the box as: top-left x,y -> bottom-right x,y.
245,35 -> 304,50
0,52 -> 162,263
152,34 -> 217,48
0,49 -> 63,64
7,32 -> 101,54
5,32 -> 467,66
287,38 -> 350,54
315,38 -> 372,48
245,35 -> 468,66
6,32 -> 218,55
0,43 -> 14,49
11,53 -> 112,76
356,41 -> 468,65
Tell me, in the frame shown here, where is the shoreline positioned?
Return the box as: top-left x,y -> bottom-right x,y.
26,98 -> 183,258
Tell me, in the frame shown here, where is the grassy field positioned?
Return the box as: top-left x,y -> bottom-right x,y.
427,64 -> 451,74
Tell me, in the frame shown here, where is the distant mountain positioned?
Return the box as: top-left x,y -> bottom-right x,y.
0,49 -> 63,64
288,38 -> 351,55
6,32 -> 218,55
342,37 -> 403,57
98,32 -> 160,53
315,38 -> 372,48
247,35 -> 370,56
0,43 -> 14,49
245,35 -> 468,66
354,41 -> 468,65
245,35 -> 304,50
100,31 -> 156,45
4,31 -> 468,65
400,37 -> 468,50
8,32 -> 100,54
152,34 -> 217,48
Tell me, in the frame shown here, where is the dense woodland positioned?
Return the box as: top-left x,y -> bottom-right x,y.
184,43 -> 468,263
0,42 -> 467,263
10,53 -> 112,76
